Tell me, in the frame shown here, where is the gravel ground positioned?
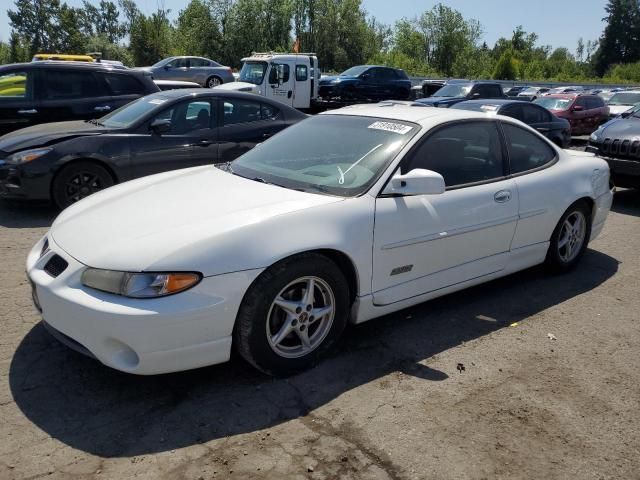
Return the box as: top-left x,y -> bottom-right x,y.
0,187 -> 638,480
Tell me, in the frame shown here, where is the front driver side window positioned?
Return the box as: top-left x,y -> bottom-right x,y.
403,121 -> 505,187
151,100 -> 212,134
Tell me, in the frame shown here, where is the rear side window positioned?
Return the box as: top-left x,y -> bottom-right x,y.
190,58 -> 209,67
0,70 -> 33,100
404,121 -> 505,187
43,70 -> 108,99
295,65 -> 308,81
223,99 -> 262,125
521,105 -> 550,124
502,123 -> 556,174
574,97 -> 588,109
586,96 -> 604,109
103,73 -> 145,95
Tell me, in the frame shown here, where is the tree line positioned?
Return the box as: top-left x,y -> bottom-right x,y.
2,0 -> 640,83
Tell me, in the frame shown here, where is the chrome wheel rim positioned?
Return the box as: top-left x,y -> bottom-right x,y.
266,276 -> 335,359
208,77 -> 221,87
558,211 -> 587,263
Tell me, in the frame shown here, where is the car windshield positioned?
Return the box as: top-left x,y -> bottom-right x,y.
534,97 -> 573,110
432,84 -> 472,97
100,96 -> 165,128
521,87 -> 539,94
239,61 -> 267,85
340,66 -> 369,77
608,92 -> 640,106
231,115 -> 419,197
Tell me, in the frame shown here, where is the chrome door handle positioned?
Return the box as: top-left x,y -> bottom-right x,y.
18,109 -> 38,114
494,190 -> 512,203
94,105 -> 111,112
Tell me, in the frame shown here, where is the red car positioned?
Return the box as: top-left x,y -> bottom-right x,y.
534,94 -> 609,135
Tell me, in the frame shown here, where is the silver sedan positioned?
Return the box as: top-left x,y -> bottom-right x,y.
137,56 -> 235,87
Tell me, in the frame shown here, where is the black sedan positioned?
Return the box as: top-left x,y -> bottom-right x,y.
451,99 -> 571,148
318,65 -> 411,101
0,90 -> 307,208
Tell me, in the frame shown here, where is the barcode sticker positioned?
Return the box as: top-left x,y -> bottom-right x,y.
368,121 -> 413,135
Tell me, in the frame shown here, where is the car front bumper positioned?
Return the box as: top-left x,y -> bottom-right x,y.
0,159 -> 53,201
26,234 -> 263,375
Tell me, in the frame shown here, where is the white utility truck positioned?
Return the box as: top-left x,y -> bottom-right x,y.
216,52 -> 321,110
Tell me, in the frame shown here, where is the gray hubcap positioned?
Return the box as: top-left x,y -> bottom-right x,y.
208,77 -> 221,87
558,211 -> 586,263
266,276 -> 335,358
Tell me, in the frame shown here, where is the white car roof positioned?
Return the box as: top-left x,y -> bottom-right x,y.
322,102 -> 506,129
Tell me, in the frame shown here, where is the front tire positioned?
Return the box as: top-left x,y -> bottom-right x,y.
545,201 -> 592,272
234,253 -> 350,376
52,161 -> 115,209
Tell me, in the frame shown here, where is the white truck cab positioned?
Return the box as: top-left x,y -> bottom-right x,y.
216,52 -> 320,110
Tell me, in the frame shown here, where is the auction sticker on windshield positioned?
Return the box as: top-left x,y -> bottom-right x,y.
368,121 -> 413,135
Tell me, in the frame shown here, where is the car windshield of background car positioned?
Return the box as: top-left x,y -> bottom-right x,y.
608,92 -> 640,106
231,115 -> 419,197
239,62 -> 267,85
432,84 -> 472,97
534,97 -> 573,110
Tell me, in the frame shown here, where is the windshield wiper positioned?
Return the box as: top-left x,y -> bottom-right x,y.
86,118 -> 104,126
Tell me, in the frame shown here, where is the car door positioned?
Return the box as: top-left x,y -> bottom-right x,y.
162,58 -> 189,82
39,68 -> 114,123
0,67 -> 39,135
501,122 -> 562,251
129,97 -> 218,178
571,96 -> 589,135
266,62 -> 294,107
217,97 -> 285,162
358,68 -> 381,98
372,120 -> 519,306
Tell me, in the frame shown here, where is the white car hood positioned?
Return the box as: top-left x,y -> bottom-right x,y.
608,105 -> 632,116
214,81 -> 259,93
50,166 -> 342,274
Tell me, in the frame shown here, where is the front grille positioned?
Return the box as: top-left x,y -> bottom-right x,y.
598,137 -> 640,160
44,255 -> 68,278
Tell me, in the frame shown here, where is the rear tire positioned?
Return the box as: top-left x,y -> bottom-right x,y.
52,161 -> 115,209
206,76 -> 222,88
234,253 -> 350,376
545,201 -> 592,272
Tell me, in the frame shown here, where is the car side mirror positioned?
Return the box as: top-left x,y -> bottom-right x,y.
164,65 -> 171,70
360,73 -> 370,80
572,105 -> 584,111
150,119 -> 171,134
382,169 -> 446,196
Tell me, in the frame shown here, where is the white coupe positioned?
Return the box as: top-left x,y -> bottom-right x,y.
26,104 -> 614,376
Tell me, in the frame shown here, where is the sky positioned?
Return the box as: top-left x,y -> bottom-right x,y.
0,0 -> 610,54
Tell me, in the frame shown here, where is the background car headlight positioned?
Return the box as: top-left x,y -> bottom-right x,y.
590,130 -> 602,142
6,147 -> 52,165
81,269 -> 202,298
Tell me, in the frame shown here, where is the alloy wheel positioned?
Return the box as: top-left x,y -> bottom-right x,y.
266,276 -> 335,359
557,211 -> 587,263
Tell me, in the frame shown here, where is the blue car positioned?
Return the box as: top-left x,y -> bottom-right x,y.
416,81 -> 505,108
318,65 -> 411,101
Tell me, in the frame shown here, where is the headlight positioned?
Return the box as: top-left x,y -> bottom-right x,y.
590,130 -> 602,142
81,269 -> 202,298
6,147 -> 52,165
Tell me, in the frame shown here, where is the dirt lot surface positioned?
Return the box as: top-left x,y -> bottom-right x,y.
0,189 -> 639,480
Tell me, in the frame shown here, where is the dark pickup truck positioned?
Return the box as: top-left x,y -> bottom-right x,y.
416,81 -> 505,108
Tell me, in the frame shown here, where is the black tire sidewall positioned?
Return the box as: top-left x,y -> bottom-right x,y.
234,254 -> 350,376
52,162 -> 114,209
546,201 -> 592,272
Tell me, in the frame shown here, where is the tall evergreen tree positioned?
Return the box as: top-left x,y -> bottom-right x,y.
593,0 -> 640,76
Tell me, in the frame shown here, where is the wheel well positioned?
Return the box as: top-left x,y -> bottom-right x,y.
577,196 -> 596,221
307,249 -> 359,303
50,158 -> 118,199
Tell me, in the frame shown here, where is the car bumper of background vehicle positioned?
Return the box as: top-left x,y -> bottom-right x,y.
587,153 -> 640,188
26,235 -> 264,375
0,162 -> 52,200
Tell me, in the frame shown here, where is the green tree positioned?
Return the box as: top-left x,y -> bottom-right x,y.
57,4 -> 88,53
175,0 -> 222,58
129,7 -> 174,65
493,49 -> 517,80
593,0 -> 640,76
80,0 -> 125,43
7,0 -> 61,56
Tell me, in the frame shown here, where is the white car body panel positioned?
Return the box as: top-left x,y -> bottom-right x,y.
608,104 -> 633,117
27,104 -> 614,374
